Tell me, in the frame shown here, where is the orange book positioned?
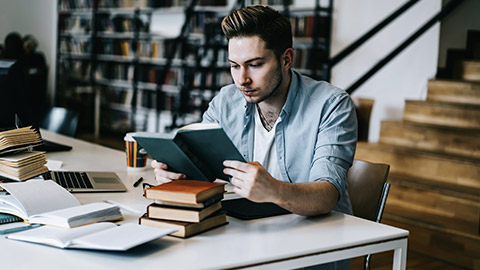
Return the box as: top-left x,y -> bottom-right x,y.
144,180 -> 226,204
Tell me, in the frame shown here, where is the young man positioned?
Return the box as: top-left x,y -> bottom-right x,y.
152,5 -> 357,217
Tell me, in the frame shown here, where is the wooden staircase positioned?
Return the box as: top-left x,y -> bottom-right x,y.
355,31 -> 480,269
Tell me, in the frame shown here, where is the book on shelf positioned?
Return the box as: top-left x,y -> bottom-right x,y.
0,126 -> 43,155
0,151 -> 49,181
6,222 -> 175,251
0,180 -> 123,228
147,201 -> 222,223
144,180 -> 226,204
134,123 -> 245,182
139,211 -> 227,238
145,0 -> 226,8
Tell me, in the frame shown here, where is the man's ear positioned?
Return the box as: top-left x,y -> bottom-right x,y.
282,48 -> 295,70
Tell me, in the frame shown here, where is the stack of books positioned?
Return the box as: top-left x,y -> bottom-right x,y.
140,180 -> 228,238
0,126 -> 48,181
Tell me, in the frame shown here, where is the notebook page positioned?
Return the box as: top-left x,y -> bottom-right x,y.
29,202 -> 122,228
70,223 -> 176,251
7,222 -> 116,248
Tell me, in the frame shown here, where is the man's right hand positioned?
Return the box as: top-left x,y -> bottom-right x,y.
151,160 -> 186,184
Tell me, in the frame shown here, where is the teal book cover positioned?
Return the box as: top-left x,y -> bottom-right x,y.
134,123 -> 245,182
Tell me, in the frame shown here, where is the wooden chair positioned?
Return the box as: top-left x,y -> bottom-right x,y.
39,107 -> 79,137
352,97 -> 374,142
347,159 -> 391,270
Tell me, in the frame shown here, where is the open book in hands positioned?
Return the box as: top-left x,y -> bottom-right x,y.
133,123 -> 245,182
6,222 -> 176,251
0,180 -> 122,228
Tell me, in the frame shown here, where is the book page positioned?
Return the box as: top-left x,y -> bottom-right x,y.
70,223 -> 176,251
0,195 -> 27,217
0,180 -> 80,218
29,202 -> 122,228
178,122 -> 220,131
6,222 -> 116,248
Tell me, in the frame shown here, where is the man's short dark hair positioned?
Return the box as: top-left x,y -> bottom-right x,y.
221,5 -> 292,59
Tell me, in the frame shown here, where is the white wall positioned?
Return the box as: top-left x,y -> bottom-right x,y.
0,0 -> 57,106
329,0 -> 441,142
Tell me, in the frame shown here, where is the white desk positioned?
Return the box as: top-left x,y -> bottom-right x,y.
0,131 -> 408,270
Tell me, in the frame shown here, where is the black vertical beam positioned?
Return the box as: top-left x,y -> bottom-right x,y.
90,0 -> 100,137
323,0 -> 333,81
130,7 -> 140,131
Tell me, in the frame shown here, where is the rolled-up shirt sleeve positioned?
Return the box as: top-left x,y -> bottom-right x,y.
309,92 -> 357,202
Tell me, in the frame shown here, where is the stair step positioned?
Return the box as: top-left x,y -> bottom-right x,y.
427,79 -> 480,105
403,100 -> 480,130
462,60 -> 480,81
379,120 -> 480,159
355,142 -> 480,196
383,216 -> 480,269
385,177 -> 480,236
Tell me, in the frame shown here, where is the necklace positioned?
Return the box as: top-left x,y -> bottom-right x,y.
257,105 -> 273,131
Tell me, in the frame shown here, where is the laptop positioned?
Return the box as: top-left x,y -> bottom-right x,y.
34,139 -> 73,152
41,171 -> 127,193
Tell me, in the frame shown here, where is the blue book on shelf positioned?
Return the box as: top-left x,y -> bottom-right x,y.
0,213 -> 22,224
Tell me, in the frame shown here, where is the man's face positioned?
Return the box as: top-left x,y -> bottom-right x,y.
228,36 -> 283,104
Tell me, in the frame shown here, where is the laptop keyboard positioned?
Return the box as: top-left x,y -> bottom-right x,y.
42,171 -> 94,189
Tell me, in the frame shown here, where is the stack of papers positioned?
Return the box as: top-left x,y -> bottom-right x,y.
0,126 -> 46,180
0,151 -> 48,180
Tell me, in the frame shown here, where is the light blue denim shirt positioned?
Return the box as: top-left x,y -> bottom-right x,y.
203,70 -> 357,214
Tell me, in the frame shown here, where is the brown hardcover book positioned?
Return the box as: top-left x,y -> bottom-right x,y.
139,212 -> 228,238
144,180 -> 226,204
153,193 -> 223,209
147,201 -> 222,223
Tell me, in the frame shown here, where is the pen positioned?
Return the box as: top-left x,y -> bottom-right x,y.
133,177 -> 144,187
0,224 -> 43,235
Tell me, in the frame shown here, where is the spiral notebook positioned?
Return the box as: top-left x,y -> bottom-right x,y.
0,213 -> 22,224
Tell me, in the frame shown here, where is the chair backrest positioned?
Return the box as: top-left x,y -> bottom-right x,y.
347,159 -> 390,222
39,107 -> 79,137
352,97 -> 374,142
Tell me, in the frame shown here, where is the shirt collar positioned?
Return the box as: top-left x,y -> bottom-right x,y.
281,69 -> 300,117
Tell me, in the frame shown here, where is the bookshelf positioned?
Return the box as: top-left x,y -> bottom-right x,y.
55,0 -> 332,137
